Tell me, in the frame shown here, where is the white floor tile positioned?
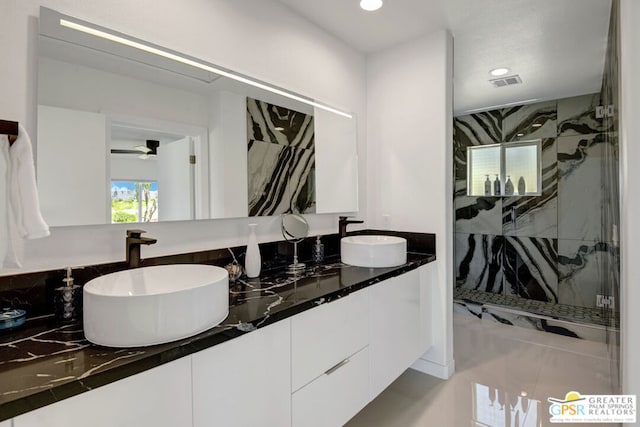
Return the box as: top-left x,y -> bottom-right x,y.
347,314 -> 618,427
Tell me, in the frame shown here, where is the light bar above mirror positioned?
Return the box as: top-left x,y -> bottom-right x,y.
44,9 -> 352,119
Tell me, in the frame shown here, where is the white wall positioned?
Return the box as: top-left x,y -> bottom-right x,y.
208,90 -> 248,219
0,0 -> 366,274
110,156 -> 158,182
37,105 -> 108,226
158,137 -> 193,221
38,57 -> 210,127
315,108 -> 359,213
619,0 -> 639,402
366,31 -> 454,379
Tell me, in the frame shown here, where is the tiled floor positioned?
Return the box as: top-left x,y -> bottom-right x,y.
347,315 -> 618,427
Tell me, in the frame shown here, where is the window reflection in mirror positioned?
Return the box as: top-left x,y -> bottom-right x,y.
111,181 -> 158,223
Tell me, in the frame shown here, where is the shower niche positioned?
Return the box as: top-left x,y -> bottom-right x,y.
467,140 -> 541,197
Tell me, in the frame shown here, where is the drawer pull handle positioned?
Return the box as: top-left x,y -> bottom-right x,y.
325,358 -> 350,375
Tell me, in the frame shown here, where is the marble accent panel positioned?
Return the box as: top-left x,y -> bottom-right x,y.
247,98 -> 315,216
557,133 -> 606,241
557,93 -> 607,136
247,140 -> 287,216
557,239 -> 615,309
246,97 -> 314,149
455,195 -> 502,235
247,142 -> 315,216
286,146 -> 316,214
455,233 -> 504,294
503,236 -> 558,303
502,138 -> 558,238
502,100 -> 557,141
453,111 -> 502,183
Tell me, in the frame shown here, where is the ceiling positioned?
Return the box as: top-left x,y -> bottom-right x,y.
276,0 -> 612,115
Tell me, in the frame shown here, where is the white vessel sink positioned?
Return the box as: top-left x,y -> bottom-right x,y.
83,264 -> 229,347
341,235 -> 407,268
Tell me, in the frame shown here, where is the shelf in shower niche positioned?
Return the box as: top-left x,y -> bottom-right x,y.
466,140 -> 542,197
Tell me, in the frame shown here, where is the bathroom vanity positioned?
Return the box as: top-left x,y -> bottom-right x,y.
0,249 -> 435,427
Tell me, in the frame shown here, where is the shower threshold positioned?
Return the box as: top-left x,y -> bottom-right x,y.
454,287 -> 619,343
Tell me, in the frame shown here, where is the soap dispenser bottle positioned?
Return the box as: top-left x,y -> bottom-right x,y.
517,176 -> 526,195
312,236 -> 325,264
505,176 -> 514,195
484,175 -> 491,196
494,174 -> 501,196
54,267 -> 82,323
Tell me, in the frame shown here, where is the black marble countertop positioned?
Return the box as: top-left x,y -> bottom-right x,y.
0,253 -> 435,421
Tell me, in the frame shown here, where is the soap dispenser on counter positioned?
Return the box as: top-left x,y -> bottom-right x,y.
312,236 -> 325,264
54,267 -> 82,323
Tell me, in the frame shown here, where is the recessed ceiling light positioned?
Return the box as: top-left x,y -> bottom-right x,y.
516,133 -> 524,137
531,123 -> 542,128
274,127 -> 285,131
489,67 -> 510,77
360,0 -> 383,11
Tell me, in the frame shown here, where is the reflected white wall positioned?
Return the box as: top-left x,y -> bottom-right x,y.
37,105 -> 107,226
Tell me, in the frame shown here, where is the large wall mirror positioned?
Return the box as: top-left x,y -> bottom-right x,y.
37,7 -> 358,227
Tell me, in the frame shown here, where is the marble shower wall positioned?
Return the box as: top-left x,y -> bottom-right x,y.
453,112 -> 503,236
454,93 -> 616,310
455,233 -> 504,294
247,97 -> 316,216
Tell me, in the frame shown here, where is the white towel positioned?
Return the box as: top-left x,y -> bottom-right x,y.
8,124 -> 50,239
2,124 -> 50,268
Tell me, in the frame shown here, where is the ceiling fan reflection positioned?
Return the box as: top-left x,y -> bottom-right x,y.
110,139 -> 159,159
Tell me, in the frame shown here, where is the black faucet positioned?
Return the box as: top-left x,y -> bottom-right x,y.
338,216 -> 364,239
126,229 -> 157,268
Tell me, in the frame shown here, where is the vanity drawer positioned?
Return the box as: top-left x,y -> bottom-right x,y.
291,288 -> 368,391
292,346 -> 369,427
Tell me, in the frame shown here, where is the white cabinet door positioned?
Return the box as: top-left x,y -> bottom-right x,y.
13,357 -> 192,427
192,320 -> 291,427
419,263 -> 434,354
369,268 -> 422,399
292,347 -> 369,427
291,288 -> 368,391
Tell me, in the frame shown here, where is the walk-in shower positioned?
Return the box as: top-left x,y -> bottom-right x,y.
451,1 -> 620,385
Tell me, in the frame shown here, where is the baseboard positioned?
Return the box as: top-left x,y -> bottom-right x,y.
410,357 -> 455,380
